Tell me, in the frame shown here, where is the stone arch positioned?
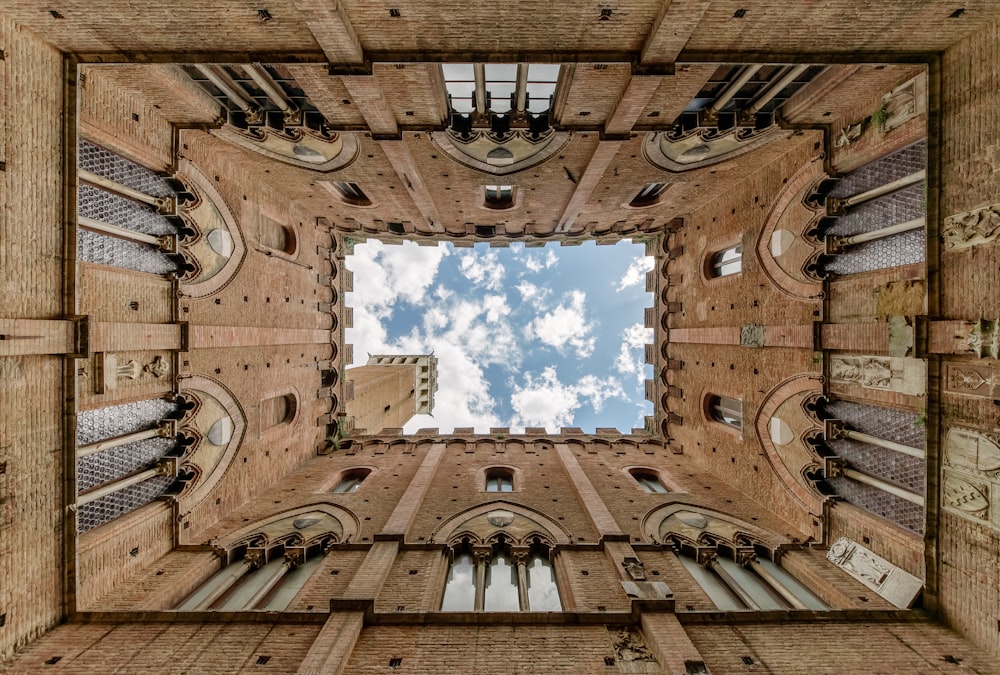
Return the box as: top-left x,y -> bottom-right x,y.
216,502 -> 361,553
215,125 -> 359,172
754,158 -> 827,300
175,160 -> 247,298
429,129 -> 571,176
431,501 -> 572,546
175,375 -> 247,513
641,502 -> 787,551
754,374 -> 827,519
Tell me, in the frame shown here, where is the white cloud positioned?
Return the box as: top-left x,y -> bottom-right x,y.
458,248 -> 505,290
525,290 -> 597,357
515,281 -> 551,305
616,255 -> 654,292
509,367 -> 625,432
522,248 -> 559,273
614,322 -> 652,385
345,240 -> 450,365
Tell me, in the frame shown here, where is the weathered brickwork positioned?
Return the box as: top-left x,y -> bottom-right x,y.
4,4 -> 1000,671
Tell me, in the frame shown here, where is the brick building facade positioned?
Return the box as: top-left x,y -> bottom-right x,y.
2,3 -> 1000,673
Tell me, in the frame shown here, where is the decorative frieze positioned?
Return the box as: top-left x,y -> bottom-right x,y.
942,203 -> 1000,251
829,355 -> 925,396
826,537 -> 922,608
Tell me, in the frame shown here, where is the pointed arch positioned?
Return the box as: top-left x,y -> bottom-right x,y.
431,500 -> 572,546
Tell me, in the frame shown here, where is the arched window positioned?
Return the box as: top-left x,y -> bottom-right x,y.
484,184 -> 515,209
259,216 -> 296,255
177,543 -> 327,611
674,547 -> 827,611
629,182 -> 668,208
260,393 -> 296,431
629,469 -> 669,494
708,395 -> 743,431
332,468 -> 370,493
485,467 -> 514,492
331,181 -> 372,206
708,244 -> 742,277
442,540 -> 561,612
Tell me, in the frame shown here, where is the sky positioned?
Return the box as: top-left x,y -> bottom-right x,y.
345,239 -> 654,434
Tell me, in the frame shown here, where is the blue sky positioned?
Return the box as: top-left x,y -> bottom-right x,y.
345,239 -> 654,433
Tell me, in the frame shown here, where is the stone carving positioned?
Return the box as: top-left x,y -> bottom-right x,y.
675,511 -> 709,529
622,557 -> 647,580
943,204 -> 1000,251
944,363 -> 995,398
486,509 -> 515,528
943,474 -> 990,519
830,356 -> 891,388
833,122 -> 863,148
951,367 -> 987,390
740,324 -> 765,348
293,517 -> 320,530
828,538 -> 890,587
829,355 -> 925,395
826,537 -> 922,608
966,319 -> 999,359
144,355 -> 171,378
610,628 -> 656,663
944,427 -> 1000,478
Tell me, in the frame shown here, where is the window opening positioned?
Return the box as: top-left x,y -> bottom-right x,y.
485,468 -> 514,492
709,245 -> 742,277
261,393 -> 296,430
630,469 -> 669,493
485,184 -> 515,209
332,469 -> 370,493
629,182 -> 668,207
332,181 -> 372,206
709,395 -> 743,430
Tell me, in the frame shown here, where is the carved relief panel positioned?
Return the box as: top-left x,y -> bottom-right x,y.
826,537 -> 922,608
942,427 -> 1000,531
829,355 -> 926,396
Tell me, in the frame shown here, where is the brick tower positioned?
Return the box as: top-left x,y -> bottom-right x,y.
345,354 -> 438,432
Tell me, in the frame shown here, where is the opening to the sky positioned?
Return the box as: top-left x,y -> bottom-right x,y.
345,239 -> 654,434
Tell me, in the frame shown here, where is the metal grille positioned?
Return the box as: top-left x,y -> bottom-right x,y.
828,437 -> 924,494
79,140 -> 174,197
825,141 -> 926,276
78,438 -> 176,492
825,400 -> 925,448
77,476 -> 173,533
77,229 -> 176,275
78,184 -> 175,236
827,477 -> 924,534
829,142 -> 927,198
77,398 -> 178,445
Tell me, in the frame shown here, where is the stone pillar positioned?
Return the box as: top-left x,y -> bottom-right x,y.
701,551 -> 760,610
511,547 -> 531,611
472,546 -> 492,611
744,556 -> 808,610
825,419 -> 924,459
194,552 -> 261,610
77,420 -> 176,458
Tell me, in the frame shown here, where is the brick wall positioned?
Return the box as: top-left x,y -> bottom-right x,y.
0,16 -> 66,662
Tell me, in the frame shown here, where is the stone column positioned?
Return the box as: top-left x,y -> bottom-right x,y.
77,420 -> 176,458
826,217 -> 924,254
472,546 -> 492,611
243,548 -> 302,609
700,551 -> 760,610
194,550 -> 263,610
511,547 -> 531,611
825,419 -> 924,459
744,555 -> 808,610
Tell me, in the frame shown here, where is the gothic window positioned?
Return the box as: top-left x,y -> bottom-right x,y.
261,393 -> 297,430
331,181 -> 372,206
75,397 -> 183,533
708,244 -> 742,277
629,182 -> 669,208
485,467 -> 514,492
629,469 -> 669,494
674,547 -> 827,611
441,539 -> 561,612
708,395 -> 743,431
484,184 -> 515,210
332,468 -> 371,493
443,63 -> 559,117
177,543 -> 327,611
